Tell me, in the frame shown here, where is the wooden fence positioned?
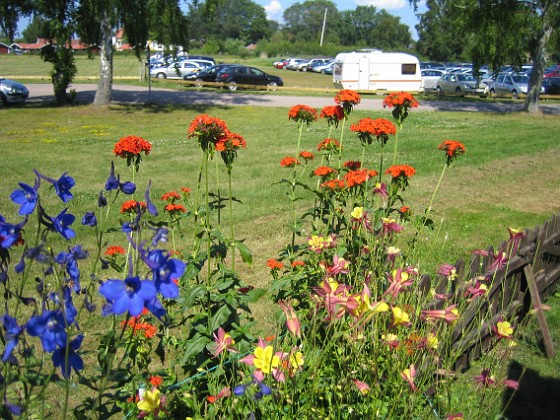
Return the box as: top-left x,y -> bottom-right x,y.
418,211 -> 560,371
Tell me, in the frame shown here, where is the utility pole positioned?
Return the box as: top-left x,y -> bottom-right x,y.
320,7 -> 327,46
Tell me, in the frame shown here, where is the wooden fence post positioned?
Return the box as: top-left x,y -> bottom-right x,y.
523,265 -> 555,359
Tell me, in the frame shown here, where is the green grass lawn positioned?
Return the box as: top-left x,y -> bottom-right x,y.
2,55 -> 560,418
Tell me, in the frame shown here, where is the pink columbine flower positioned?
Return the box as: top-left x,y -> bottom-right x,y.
484,250 -> 509,275
438,263 -> 458,280
385,268 -> 415,298
464,280 -> 488,299
373,182 -> 388,200
473,368 -> 496,388
211,327 -> 238,357
240,337 -> 286,382
503,379 -> 519,390
447,414 -> 464,419
421,304 -> 460,325
401,364 -> 418,391
278,300 -> 301,338
352,379 -> 371,395
381,217 -> 403,236
312,279 -> 352,321
327,255 -> 351,276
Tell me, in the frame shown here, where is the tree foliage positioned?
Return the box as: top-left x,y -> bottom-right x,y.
21,15 -> 50,43
0,0 -> 32,41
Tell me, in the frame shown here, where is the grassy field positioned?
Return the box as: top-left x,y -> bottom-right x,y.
2,54 -> 560,417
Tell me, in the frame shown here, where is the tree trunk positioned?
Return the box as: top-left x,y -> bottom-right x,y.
523,23 -> 553,113
93,10 -> 113,106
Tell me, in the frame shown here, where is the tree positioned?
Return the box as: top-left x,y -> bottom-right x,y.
282,0 -> 340,43
0,0 -> 32,41
21,15 -> 50,42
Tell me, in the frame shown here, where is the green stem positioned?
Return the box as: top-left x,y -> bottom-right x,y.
424,163 -> 448,226
337,118 -> 347,169
392,124 -> 401,165
228,169 -> 235,271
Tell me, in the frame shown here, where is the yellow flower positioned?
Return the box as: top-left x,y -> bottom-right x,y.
496,321 -> 513,338
382,333 -> 398,342
289,351 -> 304,371
253,345 -> 280,374
392,306 -> 410,326
351,206 -> 364,219
426,333 -> 439,349
137,388 -> 161,413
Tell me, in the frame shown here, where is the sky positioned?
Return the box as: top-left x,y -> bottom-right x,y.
256,0 -> 426,40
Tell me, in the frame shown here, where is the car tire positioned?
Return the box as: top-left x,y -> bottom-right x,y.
321,69 -> 327,74
0,93 -> 7,106
455,87 -> 463,96
227,81 -> 237,91
156,73 -> 166,79
490,88 -> 496,98
511,90 -> 518,100
436,86 -> 443,96
194,78 -> 203,88
267,82 -> 278,91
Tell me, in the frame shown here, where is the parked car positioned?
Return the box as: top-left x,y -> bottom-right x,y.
215,65 -> 283,91
544,68 -> 560,78
436,72 -> 488,96
273,59 -> 289,69
541,77 -> 560,94
420,61 -> 445,70
0,77 -> 29,105
299,58 -> 332,72
489,72 -> 544,99
150,61 -> 208,79
309,60 -> 334,73
285,59 -> 308,71
420,69 -> 445,91
322,62 -> 333,75
183,64 -> 235,87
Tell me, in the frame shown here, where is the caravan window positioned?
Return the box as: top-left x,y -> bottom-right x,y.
401,64 -> 417,75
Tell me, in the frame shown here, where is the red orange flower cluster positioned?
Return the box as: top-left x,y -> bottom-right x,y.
161,191 -> 181,202
319,105 -> 345,127
188,114 -> 228,147
383,92 -> 419,125
120,200 -> 147,214
299,151 -> 314,161
121,317 -> 157,339
313,166 -> 337,178
288,104 -> 318,125
105,245 -> 126,256
350,118 -> 397,146
165,203 -> 187,214
113,135 -> 152,158
317,138 -> 342,153
344,169 -> 378,188
280,156 -> 300,168
343,161 -> 361,170
438,140 -> 466,165
385,164 -> 416,179
334,89 -> 361,116
267,258 -> 284,270
321,179 -> 345,191
149,376 -> 164,387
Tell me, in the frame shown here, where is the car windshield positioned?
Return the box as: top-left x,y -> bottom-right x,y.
511,75 -> 529,83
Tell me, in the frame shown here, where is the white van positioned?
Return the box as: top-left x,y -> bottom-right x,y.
333,50 -> 422,92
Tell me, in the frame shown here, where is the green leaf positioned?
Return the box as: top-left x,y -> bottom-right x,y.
180,334 -> 211,364
209,305 -> 232,332
235,240 -> 253,265
179,285 -> 206,308
240,287 -> 267,303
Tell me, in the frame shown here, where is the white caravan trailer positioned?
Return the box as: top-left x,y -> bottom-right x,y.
333,50 -> 422,92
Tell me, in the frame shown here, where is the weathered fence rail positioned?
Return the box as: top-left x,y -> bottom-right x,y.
419,211 -> 560,371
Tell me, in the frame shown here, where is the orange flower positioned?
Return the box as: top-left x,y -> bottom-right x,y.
291,261 -> 305,268
215,131 -> 247,152
267,258 -> 284,270
149,376 -> 164,387
280,156 -> 300,167
334,89 -> 361,115
105,245 -> 126,256
165,203 -> 187,213
319,105 -> 345,127
288,104 -> 318,124
161,191 -> 181,202
188,114 -> 229,151
344,169 -> 378,187
120,200 -> 147,214
383,91 -> 419,109
317,138 -> 342,152
385,164 -> 416,179
321,179 -> 346,190
438,140 -> 466,157
299,151 -> 314,161
113,135 -> 152,158
313,166 -> 337,178
350,118 -> 397,146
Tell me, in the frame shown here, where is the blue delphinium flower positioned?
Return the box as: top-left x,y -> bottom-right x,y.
145,181 -> 159,216
145,249 -> 185,299
52,334 -> 84,378
1,315 -> 23,362
82,211 -> 97,227
51,209 -> 76,240
34,170 -> 75,203
99,276 -> 157,316
105,162 -> 119,191
0,217 -> 25,248
10,182 -> 38,215
26,310 -> 67,353
151,227 -> 169,247
120,181 -> 136,195
98,191 -> 108,207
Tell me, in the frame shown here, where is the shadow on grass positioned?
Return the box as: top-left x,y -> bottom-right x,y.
503,360 -> 560,419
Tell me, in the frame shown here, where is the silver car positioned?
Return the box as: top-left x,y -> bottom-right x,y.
150,61 -> 207,79
489,73 -> 544,99
420,69 -> 445,91
0,78 -> 29,105
436,73 -> 488,97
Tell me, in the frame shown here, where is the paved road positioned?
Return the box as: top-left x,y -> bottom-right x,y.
26,83 -> 560,114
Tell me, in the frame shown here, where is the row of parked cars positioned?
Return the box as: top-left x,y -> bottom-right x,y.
421,63 -> 560,98
273,58 -> 334,74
